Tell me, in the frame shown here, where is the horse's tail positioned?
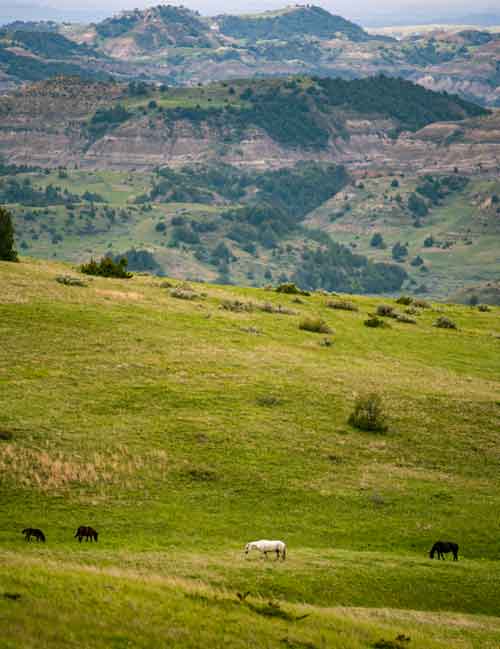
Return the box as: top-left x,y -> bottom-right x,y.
282,544 -> 286,560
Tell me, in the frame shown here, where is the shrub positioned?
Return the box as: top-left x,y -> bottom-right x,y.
395,313 -> 416,324
299,317 -> 332,334
0,428 -> 14,441
391,241 -> 408,262
434,316 -> 457,329
258,303 -> 295,315
364,315 -> 389,328
56,275 -> 87,287
80,256 -> 132,278
348,393 -> 388,433
220,299 -> 254,312
170,288 -> 199,300
396,296 -> 413,305
478,304 -> 491,312
413,298 -> 430,309
0,206 -> 18,262
327,300 -> 358,312
275,282 -> 309,296
370,232 -> 386,249
376,304 -> 395,317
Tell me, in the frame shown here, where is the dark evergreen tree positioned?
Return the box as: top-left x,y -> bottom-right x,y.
0,206 -> 18,261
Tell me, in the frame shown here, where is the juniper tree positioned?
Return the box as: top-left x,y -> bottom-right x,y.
0,206 -> 18,262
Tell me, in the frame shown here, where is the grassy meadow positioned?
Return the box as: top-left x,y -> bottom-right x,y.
1,257 -> 500,648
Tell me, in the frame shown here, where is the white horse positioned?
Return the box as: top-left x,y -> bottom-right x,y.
244,539 -> 287,560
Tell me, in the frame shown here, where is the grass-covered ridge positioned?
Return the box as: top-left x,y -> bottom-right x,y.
1,258 -> 499,647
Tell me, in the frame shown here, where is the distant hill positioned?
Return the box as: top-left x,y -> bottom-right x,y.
0,5 -> 498,107
94,5 -> 213,51
215,6 -> 375,42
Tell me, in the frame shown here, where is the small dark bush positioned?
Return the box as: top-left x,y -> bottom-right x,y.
275,282 -> 310,296
376,304 -> 395,317
348,393 -> 388,433
0,428 -> 14,441
328,300 -> 358,312
80,256 -> 132,278
434,316 -> 457,329
395,296 -> 413,305
299,317 -> 332,334
478,304 -> 491,312
364,315 -> 389,328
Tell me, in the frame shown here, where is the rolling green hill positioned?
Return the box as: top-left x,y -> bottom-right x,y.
1,257 -> 499,648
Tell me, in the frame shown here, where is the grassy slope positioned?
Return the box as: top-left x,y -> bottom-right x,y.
306,173 -> 500,297
1,258 -> 499,647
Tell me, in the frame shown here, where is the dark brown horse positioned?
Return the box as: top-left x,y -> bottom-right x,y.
75,526 -> 98,542
430,541 -> 459,560
22,528 -> 45,542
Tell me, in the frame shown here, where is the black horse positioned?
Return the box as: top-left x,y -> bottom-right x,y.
22,528 -> 45,542
75,525 -> 98,542
430,541 -> 459,560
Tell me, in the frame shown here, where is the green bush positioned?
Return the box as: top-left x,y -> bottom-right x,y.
364,315 -> 389,328
0,206 -> 18,262
299,317 -> 332,334
348,392 -> 388,433
478,304 -> 491,312
327,300 -> 358,312
80,256 -> 132,278
413,298 -> 430,309
434,316 -> 457,330
395,313 -> 416,324
395,296 -> 413,305
275,282 -> 309,296
376,304 -> 395,317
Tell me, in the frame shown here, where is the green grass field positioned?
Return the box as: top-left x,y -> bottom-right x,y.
1,258 -> 500,647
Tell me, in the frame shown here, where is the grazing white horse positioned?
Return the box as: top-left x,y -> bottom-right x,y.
244,539 -> 287,560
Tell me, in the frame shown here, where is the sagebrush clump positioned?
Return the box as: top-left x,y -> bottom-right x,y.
299,317 -> 332,334
220,299 -> 254,312
327,300 -> 358,312
348,393 -> 388,433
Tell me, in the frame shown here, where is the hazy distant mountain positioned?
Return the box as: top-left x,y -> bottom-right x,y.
0,2 -> 108,25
